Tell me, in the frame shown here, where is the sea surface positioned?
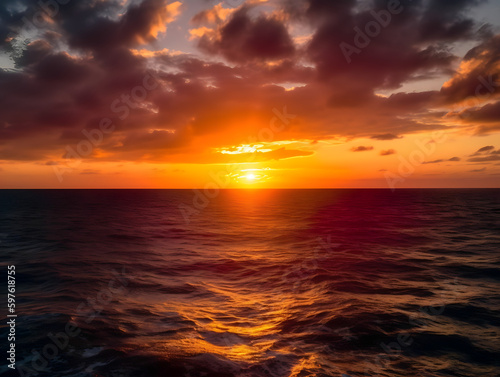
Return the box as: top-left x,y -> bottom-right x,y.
0,189 -> 499,377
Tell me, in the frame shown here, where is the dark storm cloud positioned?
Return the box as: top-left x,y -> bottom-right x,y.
462,101 -> 500,124
278,0 -> 491,126
302,0 -> 460,95
13,39 -> 52,67
61,0 -> 178,53
0,0 -> 123,51
440,35 -> 500,104
0,0 -> 178,55
418,0 -> 484,42
196,6 -> 295,63
0,0 -> 185,162
0,0 -> 29,50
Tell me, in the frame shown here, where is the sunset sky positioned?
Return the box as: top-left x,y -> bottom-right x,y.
0,0 -> 499,188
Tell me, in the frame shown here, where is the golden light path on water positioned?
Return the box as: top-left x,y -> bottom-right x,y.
116,238 -> 332,375
125,285 -> 314,360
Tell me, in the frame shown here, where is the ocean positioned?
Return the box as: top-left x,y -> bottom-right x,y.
0,189 -> 499,377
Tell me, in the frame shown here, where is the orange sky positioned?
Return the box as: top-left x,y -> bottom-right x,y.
0,0 -> 499,188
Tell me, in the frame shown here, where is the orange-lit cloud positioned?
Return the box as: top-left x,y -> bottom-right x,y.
191,2 -> 235,25
138,1 -> 182,43
189,27 -> 214,41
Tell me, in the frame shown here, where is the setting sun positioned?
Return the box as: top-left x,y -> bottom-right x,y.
245,173 -> 257,181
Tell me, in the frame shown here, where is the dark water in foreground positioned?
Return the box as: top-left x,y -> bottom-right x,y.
0,189 -> 499,377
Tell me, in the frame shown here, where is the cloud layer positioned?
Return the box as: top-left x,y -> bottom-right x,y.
0,0 -> 499,168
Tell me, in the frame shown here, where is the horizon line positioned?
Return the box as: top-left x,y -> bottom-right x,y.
1,187 -> 499,190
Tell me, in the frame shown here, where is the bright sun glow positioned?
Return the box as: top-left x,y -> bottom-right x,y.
228,168 -> 272,185
245,174 -> 257,181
